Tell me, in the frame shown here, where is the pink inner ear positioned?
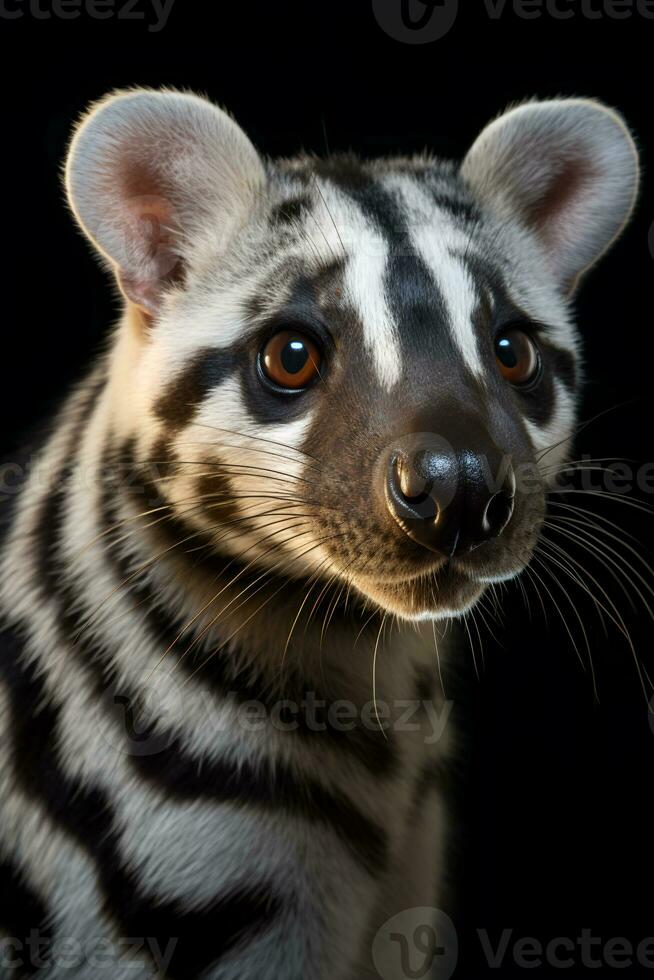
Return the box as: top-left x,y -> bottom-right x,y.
114,193 -> 182,314
525,155 -> 598,280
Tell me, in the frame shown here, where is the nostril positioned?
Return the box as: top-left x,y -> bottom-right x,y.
402,490 -> 431,506
389,455 -> 439,521
483,489 -> 514,537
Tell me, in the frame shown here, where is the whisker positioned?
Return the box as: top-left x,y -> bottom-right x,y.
163,519 -> 324,669
537,534 -> 651,700
547,488 -> 654,516
312,175 -> 346,256
547,499 -> 643,546
142,518 -> 318,681
142,458 -> 320,488
546,518 -> 654,621
187,422 -> 322,464
165,516 -> 352,679
431,620 -> 447,699
82,495 -> 312,560
281,558 -> 333,668
461,615 -> 480,681
527,552 -> 591,678
180,531 -> 351,687
371,611 -> 389,739
535,400 -> 634,464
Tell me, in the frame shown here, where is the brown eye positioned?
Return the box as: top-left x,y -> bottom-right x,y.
260,331 -> 322,390
495,329 -> 541,387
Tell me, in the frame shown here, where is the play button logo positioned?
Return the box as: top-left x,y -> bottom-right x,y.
372,0 -> 459,43
372,907 -> 459,979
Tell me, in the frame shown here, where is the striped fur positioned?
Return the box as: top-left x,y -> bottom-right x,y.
0,91 -> 638,977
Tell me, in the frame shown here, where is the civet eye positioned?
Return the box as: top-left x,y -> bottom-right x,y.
260,330 -> 322,391
495,329 -> 541,387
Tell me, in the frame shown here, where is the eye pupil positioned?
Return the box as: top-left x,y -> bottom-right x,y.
281,341 -> 309,375
496,337 -> 519,369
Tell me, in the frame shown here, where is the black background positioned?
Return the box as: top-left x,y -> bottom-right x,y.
4,1 -> 654,976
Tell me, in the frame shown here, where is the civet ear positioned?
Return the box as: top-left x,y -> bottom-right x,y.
65,88 -> 265,314
461,99 -> 639,292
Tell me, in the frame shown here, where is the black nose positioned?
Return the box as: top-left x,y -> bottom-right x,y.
385,438 -> 515,556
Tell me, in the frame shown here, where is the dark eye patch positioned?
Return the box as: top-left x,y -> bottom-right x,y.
154,348 -> 238,431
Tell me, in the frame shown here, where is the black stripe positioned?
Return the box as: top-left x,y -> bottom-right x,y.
270,195 -> 312,227
430,191 -> 480,224
414,666 -> 438,705
0,424 -> 53,556
544,341 -> 577,394
322,167 -> 468,371
330,156 -> 478,226
1,374 -> 106,559
153,348 -> 238,431
408,757 -> 447,831
134,736 -> 388,877
0,854 -> 51,978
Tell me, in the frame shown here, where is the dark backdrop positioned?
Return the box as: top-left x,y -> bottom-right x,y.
4,2 -> 654,976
